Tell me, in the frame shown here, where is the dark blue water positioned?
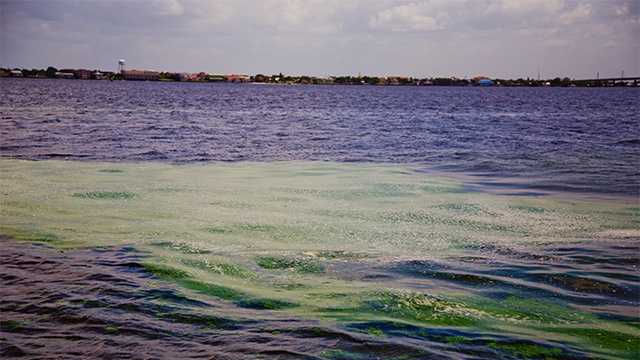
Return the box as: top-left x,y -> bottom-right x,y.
1,78 -> 638,196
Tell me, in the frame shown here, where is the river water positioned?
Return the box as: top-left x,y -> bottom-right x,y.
1,78 -> 638,196
0,79 -> 638,359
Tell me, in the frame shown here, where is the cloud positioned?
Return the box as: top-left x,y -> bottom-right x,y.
495,0 -> 565,14
154,0 -> 185,16
369,3 -> 444,32
1,0 -> 637,78
559,3 -> 592,25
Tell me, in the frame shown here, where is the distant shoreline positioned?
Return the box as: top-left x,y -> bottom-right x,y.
2,67 -> 638,87
2,76 -> 639,88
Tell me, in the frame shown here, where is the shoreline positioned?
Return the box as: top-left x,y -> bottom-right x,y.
2,76 -> 639,88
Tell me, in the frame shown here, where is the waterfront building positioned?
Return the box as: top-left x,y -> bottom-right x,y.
207,74 -> 227,82
479,79 -> 494,86
55,72 -> 75,79
227,74 -> 250,82
121,69 -> 161,81
74,69 -> 92,80
179,72 -> 208,82
10,70 -> 23,77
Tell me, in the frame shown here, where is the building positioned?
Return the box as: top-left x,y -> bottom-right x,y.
207,74 -> 227,82
121,69 -> 160,81
55,72 -> 75,79
227,74 -> 250,83
178,72 -> 208,82
10,70 -> 23,77
478,79 -> 494,86
74,69 -> 92,80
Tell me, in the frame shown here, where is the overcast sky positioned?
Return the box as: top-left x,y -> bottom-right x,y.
1,0 -> 638,78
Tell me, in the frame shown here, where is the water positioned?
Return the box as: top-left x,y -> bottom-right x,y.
1,78 -> 638,196
1,79 -> 639,359
5,237 -> 633,359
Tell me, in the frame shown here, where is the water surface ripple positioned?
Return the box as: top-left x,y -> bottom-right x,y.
1,79 -> 638,196
6,237 -> 630,359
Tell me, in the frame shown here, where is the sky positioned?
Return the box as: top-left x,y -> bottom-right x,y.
1,0 -> 638,79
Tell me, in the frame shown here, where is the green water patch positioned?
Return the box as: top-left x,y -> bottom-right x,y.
104,325 -> 120,334
142,263 -> 190,280
0,320 -> 26,333
546,327 -> 640,358
143,263 -> 298,310
256,255 -> 324,273
626,207 -> 640,219
470,296 -> 593,324
202,226 -> 231,234
369,183 -> 421,197
315,208 -> 526,235
510,205 -> 547,213
487,341 -> 563,359
151,187 -> 186,193
309,292 -> 354,300
434,203 -> 485,214
0,226 -> 60,243
354,291 -> 480,327
202,223 -> 281,235
421,182 -> 466,193
271,282 -> 309,291
179,279 -> 244,301
364,327 -> 385,336
150,241 -> 211,254
72,191 -> 136,200
181,259 -> 254,278
275,184 -> 420,201
208,200 -> 253,209
180,279 -> 298,310
2,159 -> 638,358
321,350 -> 370,360
98,169 -> 124,173
235,223 -> 278,232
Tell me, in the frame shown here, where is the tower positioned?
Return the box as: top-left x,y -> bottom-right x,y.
118,59 -> 126,74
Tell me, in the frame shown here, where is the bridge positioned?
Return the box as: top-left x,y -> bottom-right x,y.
573,77 -> 640,86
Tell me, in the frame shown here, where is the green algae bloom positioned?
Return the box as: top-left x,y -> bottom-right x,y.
72,191 -> 136,200
0,226 -> 60,244
256,255 -> 324,273
0,320 -> 25,333
98,169 -> 125,173
181,259 -> 254,278
360,291 -> 479,327
1,159 -> 638,358
142,263 -> 190,280
488,341 -> 563,359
